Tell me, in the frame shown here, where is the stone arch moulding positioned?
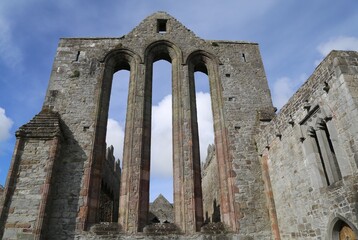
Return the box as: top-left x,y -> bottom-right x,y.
185,49 -> 222,67
81,47 -> 141,231
326,214 -> 358,240
143,40 -> 183,64
102,48 -> 143,70
186,50 -> 238,232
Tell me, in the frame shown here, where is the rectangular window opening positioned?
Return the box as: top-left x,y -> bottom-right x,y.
242,53 -> 247,62
157,19 -> 168,33
75,51 -> 80,62
312,132 -> 331,186
309,122 -> 342,186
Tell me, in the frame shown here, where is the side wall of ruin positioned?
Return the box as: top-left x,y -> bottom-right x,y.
256,51 -> 358,239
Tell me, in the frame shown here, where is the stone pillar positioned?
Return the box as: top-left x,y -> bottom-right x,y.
172,63 -> 203,233
0,109 -> 62,240
118,62 -> 149,233
172,57 -> 185,230
83,63 -> 112,229
207,63 -> 238,231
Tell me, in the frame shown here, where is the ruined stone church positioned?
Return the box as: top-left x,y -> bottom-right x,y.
0,12 -> 357,239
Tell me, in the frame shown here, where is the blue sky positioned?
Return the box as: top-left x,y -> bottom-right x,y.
0,0 -> 357,202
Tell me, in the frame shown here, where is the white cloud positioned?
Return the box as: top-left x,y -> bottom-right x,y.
317,36 -> 358,56
271,74 -> 307,110
315,36 -> 358,65
151,93 -> 214,177
106,118 -> 125,162
0,8 -> 22,69
0,107 -> 13,141
151,95 -> 173,177
273,36 -> 358,111
196,92 -> 214,163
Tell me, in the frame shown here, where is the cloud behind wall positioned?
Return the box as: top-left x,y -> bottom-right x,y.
0,15 -> 22,70
272,36 -> 358,111
0,0 -> 357,199
315,36 -> 358,65
0,107 -> 13,142
106,92 -> 214,178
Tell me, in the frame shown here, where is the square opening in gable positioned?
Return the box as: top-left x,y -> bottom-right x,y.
157,19 -> 168,33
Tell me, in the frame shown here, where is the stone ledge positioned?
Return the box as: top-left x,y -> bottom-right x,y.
89,222 -> 121,235
15,108 -> 62,139
143,223 -> 181,235
201,222 -> 227,234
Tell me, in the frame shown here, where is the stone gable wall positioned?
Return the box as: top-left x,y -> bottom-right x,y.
41,12 -> 274,238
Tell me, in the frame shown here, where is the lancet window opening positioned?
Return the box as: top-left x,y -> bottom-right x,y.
308,119 -> 342,185
140,43 -> 180,231
186,51 -> 238,231
193,69 -> 215,163
100,69 -> 130,222
88,49 -> 139,229
187,58 -> 219,228
149,59 -> 173,203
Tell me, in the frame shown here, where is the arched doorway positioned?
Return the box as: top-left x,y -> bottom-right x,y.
330,216 -> 358,240
338,223 -> 356,240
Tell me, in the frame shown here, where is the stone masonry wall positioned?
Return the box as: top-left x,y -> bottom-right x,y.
215,40 -> 274,238
0,186 -> 3,216
43,36 -> 110,237
3,140 -> 52,239
201,144 -> 221,224
99,146 -> 120,222
256,51 -> 358,239
4,12 -> 358,240
1,12 -> 277,239
40,12 -> 274,238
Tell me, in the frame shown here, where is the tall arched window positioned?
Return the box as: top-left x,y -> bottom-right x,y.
99,70 -> 130,222
186,51 -> 238,231
150,60 -> 173,204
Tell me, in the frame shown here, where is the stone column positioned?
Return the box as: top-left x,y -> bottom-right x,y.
207,63 -> 238,231
173,63 -> 203,233
172,57 -> 185,230
118,62 -> 149,233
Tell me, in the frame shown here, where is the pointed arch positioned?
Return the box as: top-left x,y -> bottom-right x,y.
185,50 -> 222,70
186,50 -> 237,231
144,40 -> 183,64
84,47 -> 141,229
103,48 -> 142,71
327,214 -> 358,240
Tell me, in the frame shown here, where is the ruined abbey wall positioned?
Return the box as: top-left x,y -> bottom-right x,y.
201,144 -> 221,224
1,12 -> 357,240
256,51 -> 358,239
